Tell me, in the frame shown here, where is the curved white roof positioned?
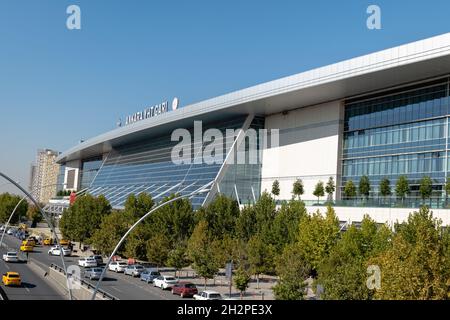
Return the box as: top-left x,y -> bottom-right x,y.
57,32 -> 450,163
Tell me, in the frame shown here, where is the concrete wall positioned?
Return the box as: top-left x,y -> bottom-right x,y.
28,259 -> 112,300
64,160 -> 81,191
306,206 -> 450,226
261,100 -> 344,201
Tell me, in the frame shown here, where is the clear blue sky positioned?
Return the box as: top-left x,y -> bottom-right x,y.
0,0 -> 449,194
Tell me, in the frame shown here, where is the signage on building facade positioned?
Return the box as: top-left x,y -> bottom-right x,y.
124,97 -> 180,126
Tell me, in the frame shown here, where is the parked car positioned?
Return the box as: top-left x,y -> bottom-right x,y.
89,255 -> 104,265
172,282 -> 198,298
2,251 -> 19,263
140,269 -> 161,283
108,261 -> 128,273
124,264 -> 145,277
48,245 -> 72,257
78,257 -> 98,268
84,268 -> 104,280
193,291 -> 223,300
153,275 -> 178,290
43,238 -> 53,246
6,228 -> 15,235
59,239 -> 71,246
2,272 -> 21,286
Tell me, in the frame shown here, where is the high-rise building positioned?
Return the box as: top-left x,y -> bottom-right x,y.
30,149 -> 61,204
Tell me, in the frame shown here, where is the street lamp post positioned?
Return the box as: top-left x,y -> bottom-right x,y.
0,172 -> 74,300
91,181 -> 213,300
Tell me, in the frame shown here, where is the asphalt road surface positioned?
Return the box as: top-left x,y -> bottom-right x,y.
2,234 -> 187,300
0,246 -> 64,300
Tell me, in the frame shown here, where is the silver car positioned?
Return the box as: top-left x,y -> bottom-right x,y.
84,268 -> 104,280
124,264 -> 145,277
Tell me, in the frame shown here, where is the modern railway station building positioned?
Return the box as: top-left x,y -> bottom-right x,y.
54,33 -> 450,225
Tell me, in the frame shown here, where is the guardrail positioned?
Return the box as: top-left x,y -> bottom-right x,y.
0,287 -> 8,301
50,263 -> 118,300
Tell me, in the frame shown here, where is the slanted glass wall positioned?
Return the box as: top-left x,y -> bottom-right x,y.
80,157 -> 103,190
217,116 -> 265,205
88,116 -> 264,209
341,78 -> 450,204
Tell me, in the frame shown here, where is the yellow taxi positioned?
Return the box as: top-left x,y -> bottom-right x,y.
59,239 -> 71,246
2,272 -> 21,286
22,239 -> 36,247
43,238 -> 53,246
20,245 -> 34,252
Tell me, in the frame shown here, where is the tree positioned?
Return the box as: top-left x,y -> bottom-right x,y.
268,199 -> 306,251
359,175 -> 371,200
236,205 -> 256,242
247,234 -> 275,288
271,180 -> 280,199
292,179 -> 304,200
167,244 -> 190,278
0,193 -> 28,224
395,176 -> 410,204
297,206 -> 340,272
196,194 -> 240,240
273,244 -> 309,300
90,210 -> 134,256
187,220 -> 220,289
124,192 -> 154,219
379,178 -> 392,201
419,176 -> 433,202
59,194 -> 111,246
146,233 -> 171,268
317,216 -> 392,300
325,177 -> 336,201
234,267 -> 251,299
150,196 -> 195,244
253,192 -> 277,237
313,181 -> 325,204
26,205 -> 42,227
344,180 -> 357,200
445,177 -> 450,207
372,207 -> 450,300
125,223 -> 152,261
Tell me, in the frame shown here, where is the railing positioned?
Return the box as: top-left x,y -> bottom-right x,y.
279,197 -> 450,210
49,264 -> 119,300
0,287 -> 7,301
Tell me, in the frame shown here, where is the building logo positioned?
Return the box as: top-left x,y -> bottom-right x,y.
172,97 -> 179,111
125,97 -> 179,126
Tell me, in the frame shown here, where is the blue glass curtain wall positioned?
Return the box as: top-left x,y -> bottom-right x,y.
341,78 -> 450,200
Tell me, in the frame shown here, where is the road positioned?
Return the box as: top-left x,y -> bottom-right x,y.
1,234 -> 187,300
0,246 -> 64,300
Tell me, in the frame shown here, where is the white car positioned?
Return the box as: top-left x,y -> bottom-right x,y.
108,261 -> 128,273
153,275 -> 178,290
193,291 -> 223,300
6,228 -> 15,235
78,257 -> 98,267
2,251 -> 19,262
48,246 -> 72,257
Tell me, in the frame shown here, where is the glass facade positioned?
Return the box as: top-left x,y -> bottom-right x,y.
342,78 -> 450,200
87,116 -> 264,209
80,157 -> 103,190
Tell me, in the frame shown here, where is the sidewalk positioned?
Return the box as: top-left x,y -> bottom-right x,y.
159,267 -> 276,300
